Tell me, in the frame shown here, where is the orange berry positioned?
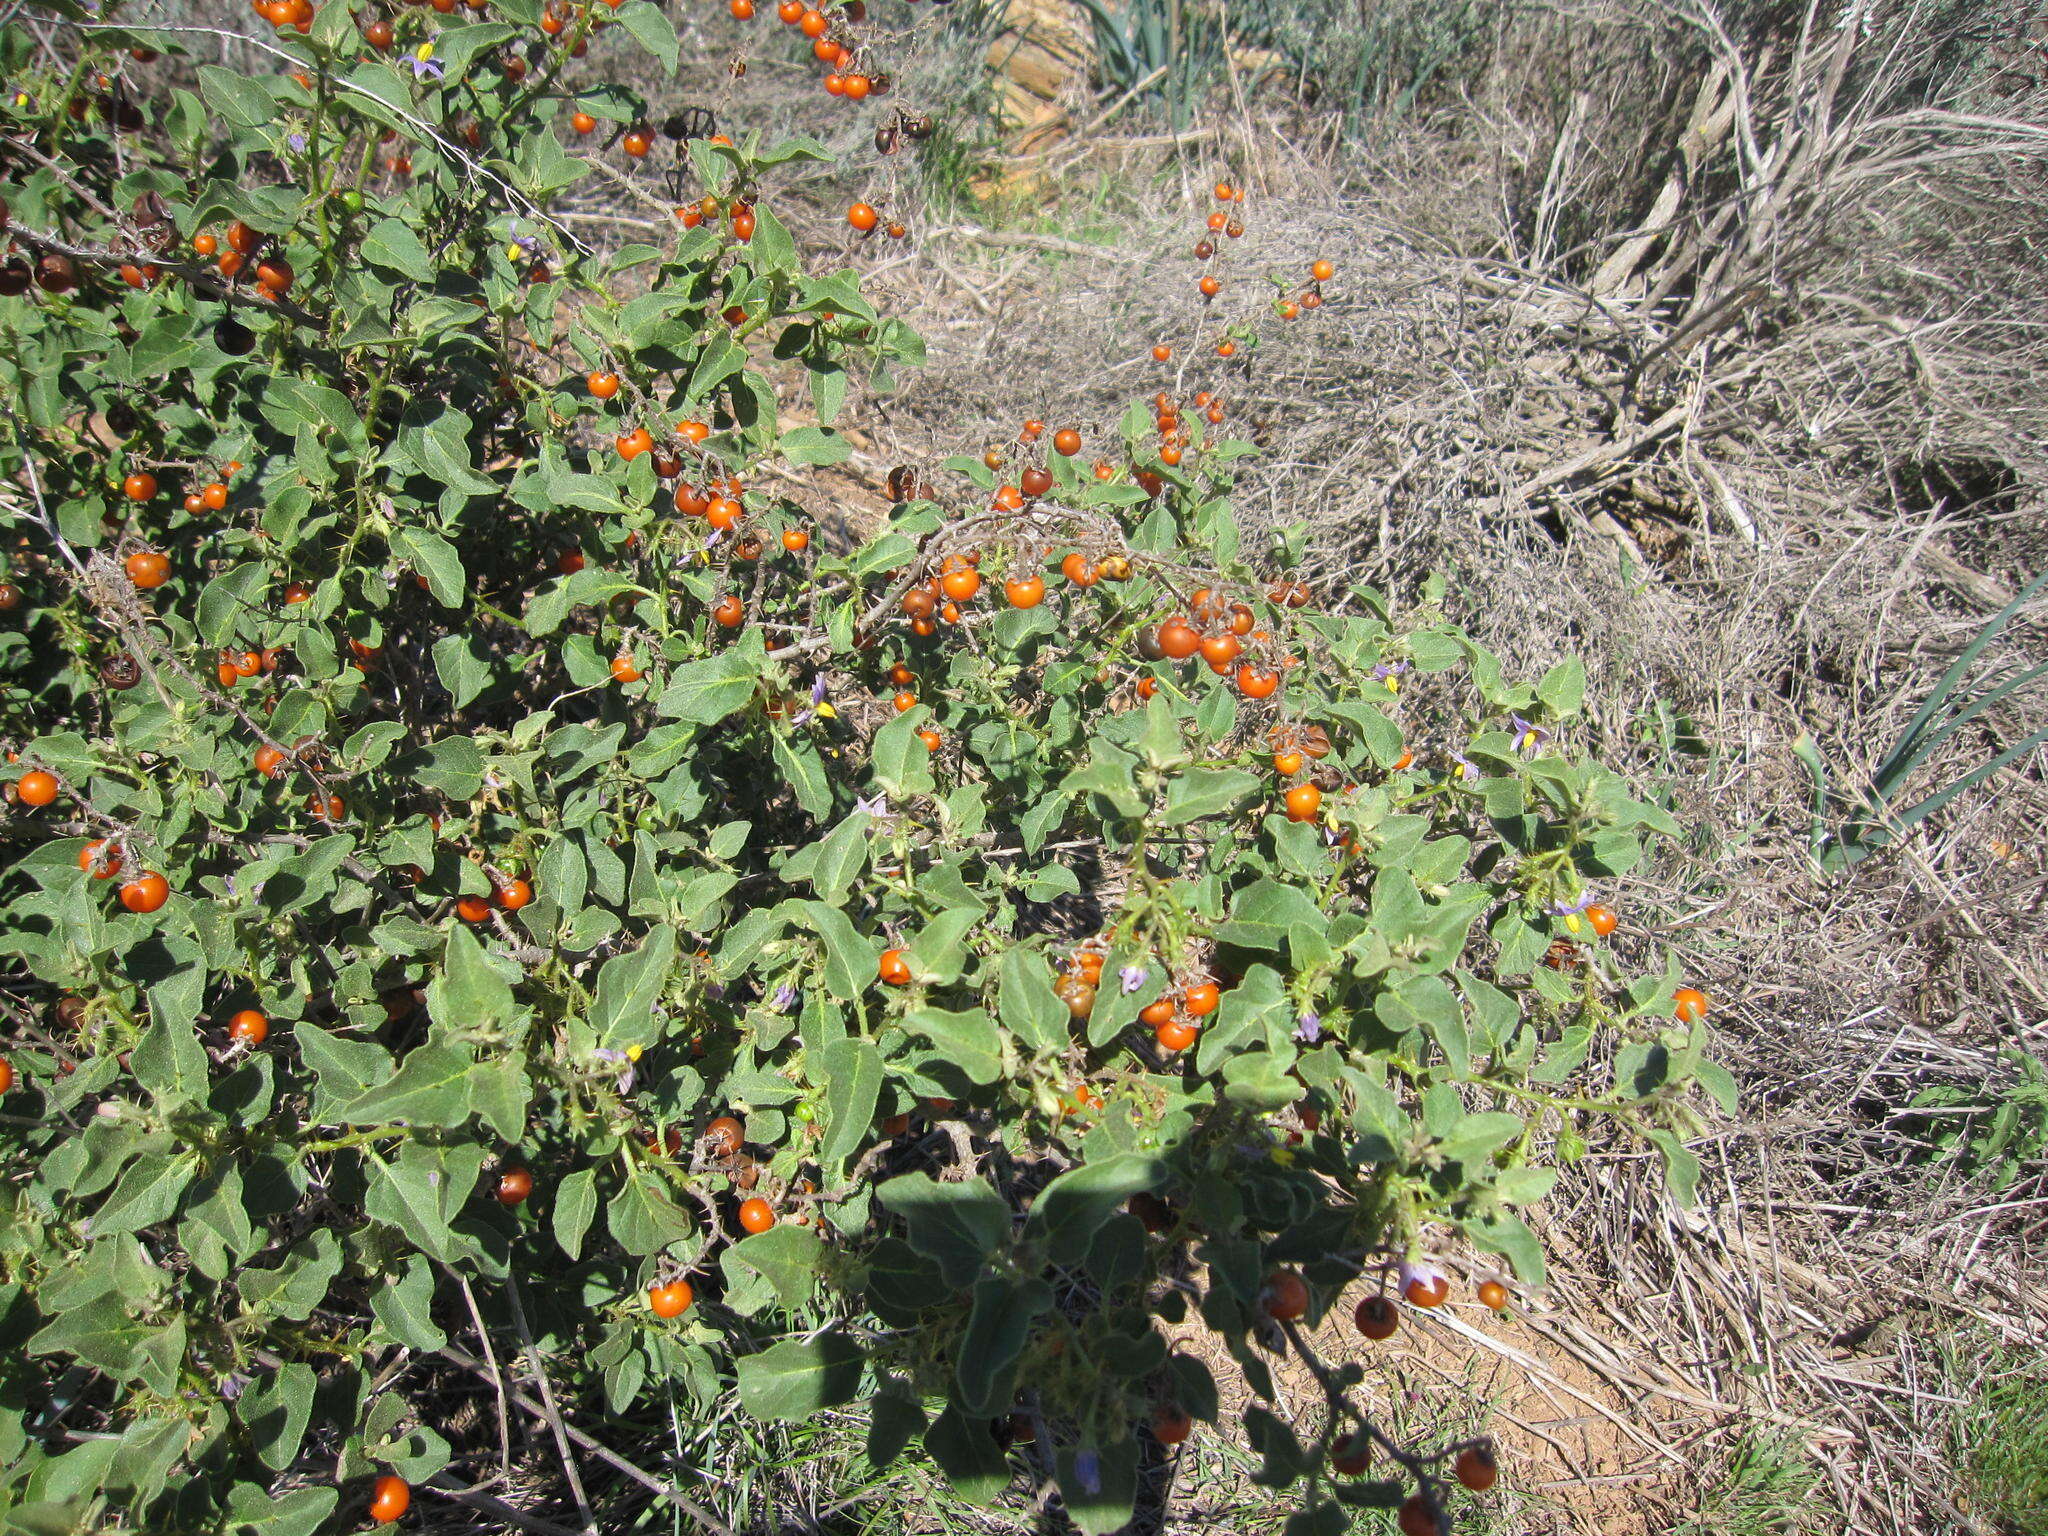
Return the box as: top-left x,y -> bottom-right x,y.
649,1279 -> 694,1317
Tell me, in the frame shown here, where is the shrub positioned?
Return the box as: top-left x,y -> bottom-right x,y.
0,4 -> 1724,1532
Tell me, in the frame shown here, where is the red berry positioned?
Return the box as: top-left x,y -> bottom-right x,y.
1261,1268 -> 1309,1321
649,1279 -> 694,1317
496,1167 -> 535,1205
369,1475 -> 410,1524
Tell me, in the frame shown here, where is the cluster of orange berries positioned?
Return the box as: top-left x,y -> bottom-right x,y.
178,460 -> 245,516
1278,258 -> 1336,321
735,0 -> 890,99
1136,587 -> 1291,702
1052,947 -> 1106,1020
567,110 -> 654,160
846,201 -> 908,240
249,0 -> 316,31
1147,387 -> 1226,468
1140,977 -> 1221,1054
214,647 -> 282,688
1192,178 -> 1248,282
61,829 -> 171,913
540,0 -> 616,48
455,873 -> 534,925
672,189 -> 753,238
190,220 -> 293,296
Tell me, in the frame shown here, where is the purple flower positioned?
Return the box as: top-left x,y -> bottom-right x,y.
1294,1010 -> 1322,1043
792,674 -> 828,726
1397,1258 -> 1446,1295
1548,892 -> 1594,918
593,1047 -> 637,1093
1074,1448 -> 1101,1495
1509,714 -> 1552,753
513,233 -> 543,257
218,1372 -> 251,1401
1372,660 -> 1409,687
1449,751 -> 1480,782
770,983 -> 799,1013
854,792 -> 899,830
408,53 -> 445,81
1118,964 -> 1148,995
287,132 -> 306,153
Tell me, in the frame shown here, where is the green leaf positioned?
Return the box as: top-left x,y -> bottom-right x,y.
1024,1153 -> 1164,1265
1061,743 -> 1144,818
1462,1210 -> 1547,1286
866,1389 -> 926,1469
780,425 -> 851,465
590,927 -> 677,1053
899,910 -> 979,991
553,1167 -> 599,1260
870,713 -> 937,798
241,1362 -> 316,1470
736,1328 -> 865,1421
1536,657 -> 1586,717
806,812 -> 872,906
655,648 -> 760,724
364,1143 -> 487,1264
819,1037 -> 883,1173
608,1176 -> 697,1256
614,0 -> 679,71
362,218 -> 434,281
369,1257 -> 447,1350
773,733 -> 833,818
1162,766 -> 1259,825
197,66 -> 275,130
237,1231 -> 343,1322
1647,1128 -> 1702,1208
1493,1166 -> 1558,1206
924,1404 -> 1012,1505
720,1223 -> 823,1314
954,1275 -> 1052,1418
1057,1439 -> 1139,1535
875,1172 -> 1008,1287
999,949 -> 1069,1055
133,976 -> 210,1110
799,901 -> 875,1001
392,526 -> 466,608
221,1484 -> 337,1536
1378,976 -> 1469,1079
1216,879 -> 1327,952
687,331 -> 748,401
1436,1111 -> 1523,1165
905,1008 -> 1002,1084
196,560 -> 268,644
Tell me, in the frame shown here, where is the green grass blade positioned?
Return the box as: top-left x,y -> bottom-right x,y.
1831,719 -> 2048,867
1868,658 -> 2048,802
1872,568 -> 2048,790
